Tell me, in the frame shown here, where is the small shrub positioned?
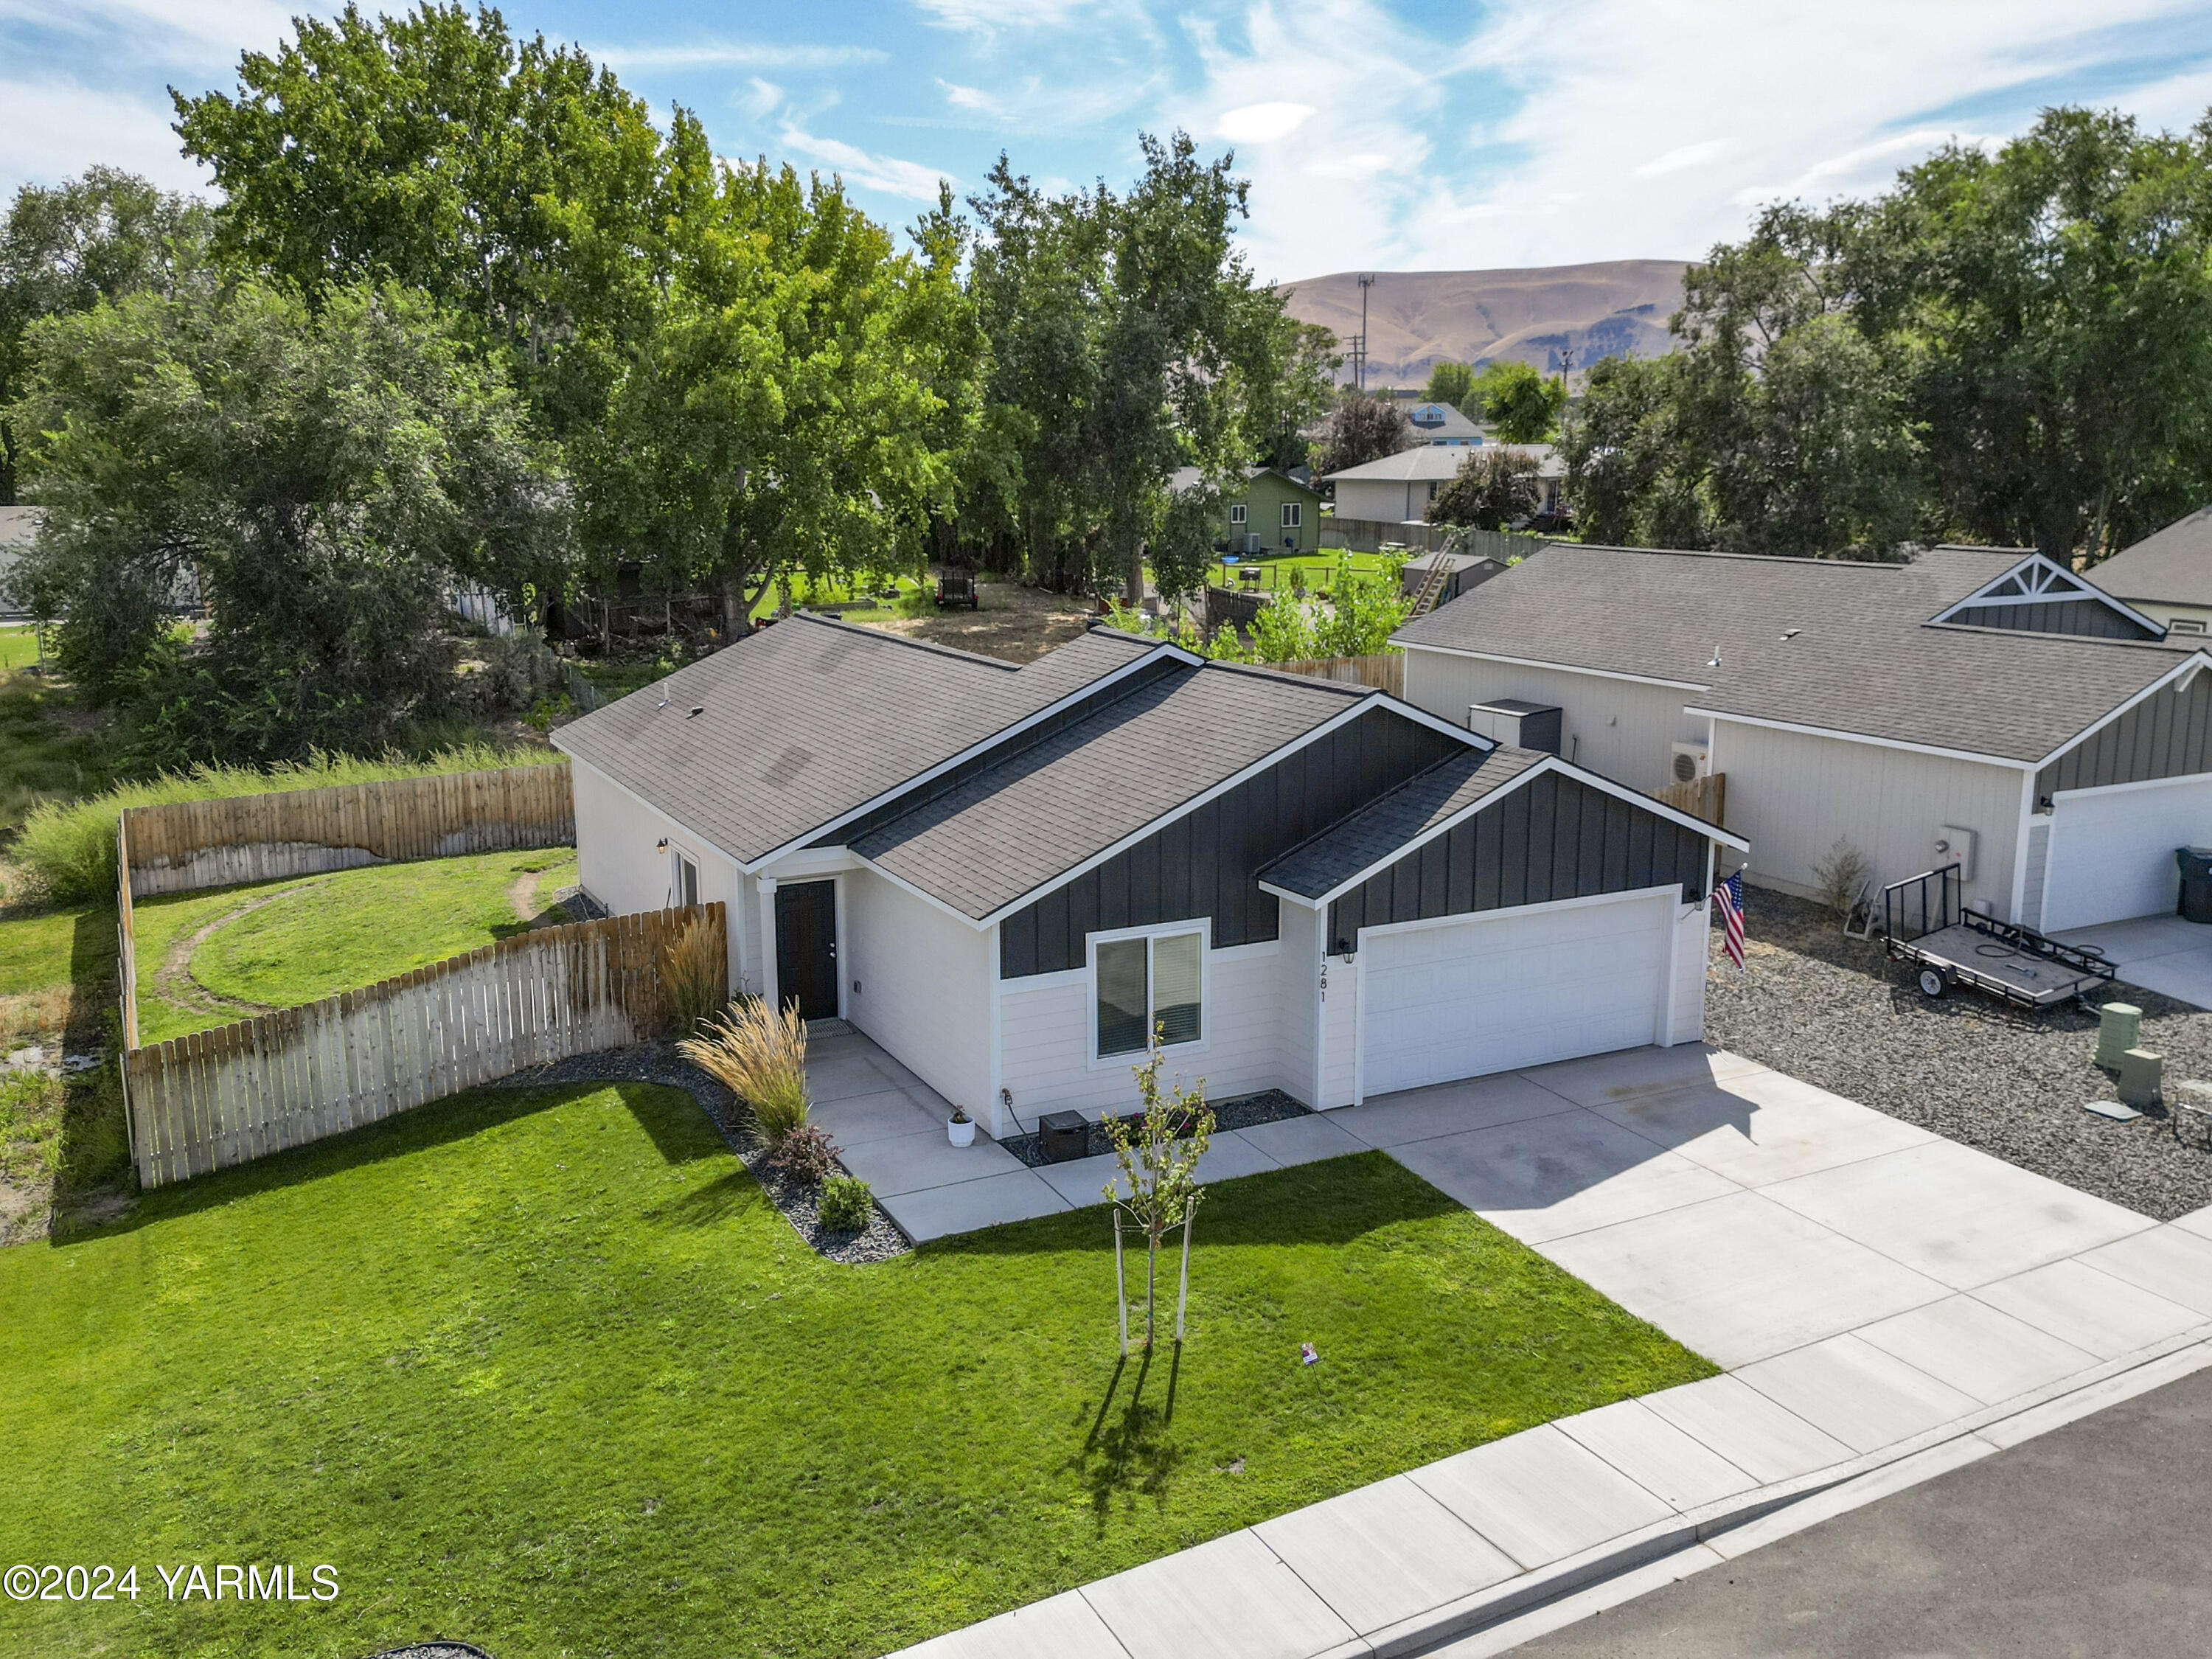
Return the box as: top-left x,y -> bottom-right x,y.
678,995 -> 810,1144
658,914 -> 722,1037
816,1173 -> 872,1232
1810,838 -> 1874,917
773,1122 -> 839,1185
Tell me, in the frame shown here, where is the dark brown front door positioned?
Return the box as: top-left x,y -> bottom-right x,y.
773,880 -> 839,1020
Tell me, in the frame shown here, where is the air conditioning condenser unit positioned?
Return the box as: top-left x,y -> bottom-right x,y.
1669,741 -> 1711,784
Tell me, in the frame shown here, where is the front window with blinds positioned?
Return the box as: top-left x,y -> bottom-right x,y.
1094,930 -> 1205,1057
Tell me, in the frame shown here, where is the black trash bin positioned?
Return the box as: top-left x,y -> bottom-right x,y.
2178,846 -> 2212,923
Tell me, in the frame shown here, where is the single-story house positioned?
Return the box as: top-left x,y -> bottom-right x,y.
1399,551 -> 1508,608
555,615 -> 1742,1134
1169,465 -> 1322,556
1394,542 -> 2212,933
1406,402 -> 1483,445
1322,445 -> 1565,549
2086,508 -> 2212,636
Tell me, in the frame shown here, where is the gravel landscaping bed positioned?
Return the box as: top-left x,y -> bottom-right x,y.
1708,888 -> 2212,1220
494,1044 -> 911,1262
998,1087 -> 1310,1167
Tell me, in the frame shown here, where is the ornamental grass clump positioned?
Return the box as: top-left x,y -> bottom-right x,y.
658,914 -> 722,1037
678,996 -> 810,1145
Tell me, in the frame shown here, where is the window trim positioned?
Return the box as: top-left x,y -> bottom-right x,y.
1281,501 -> 1303,529
1228,502 -> 1247,525
1087,917 -> 1212,1067
671,846 -> 701,909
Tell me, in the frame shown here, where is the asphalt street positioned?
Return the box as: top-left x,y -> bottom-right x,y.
1510,1363 -> 2212,1658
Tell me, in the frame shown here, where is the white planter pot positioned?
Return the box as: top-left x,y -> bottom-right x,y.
947,1117 -> 976,1148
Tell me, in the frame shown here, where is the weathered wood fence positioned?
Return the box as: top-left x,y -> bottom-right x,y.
119,762 -> 574,898
122,905 -> 725,1188
1273,653 -> 1407,698
1655,771 -> 1727,827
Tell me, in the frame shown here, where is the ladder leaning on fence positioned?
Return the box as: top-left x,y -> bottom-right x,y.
1405,560 -> 1451,619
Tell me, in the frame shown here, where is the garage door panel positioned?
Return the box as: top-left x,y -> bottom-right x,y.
1360,893 -> 1670,1097
2044,777 -> 2212,933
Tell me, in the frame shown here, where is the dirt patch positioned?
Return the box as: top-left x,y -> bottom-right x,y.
507,867 -> 575,930
152,885 -> 307,1027
849,582 -> 1099,664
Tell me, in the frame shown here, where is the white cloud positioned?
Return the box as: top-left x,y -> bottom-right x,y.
0,77 -> 210,200
912,0 -> 1095,33
0,0 -> 293,63
1730,128 -> 2003,206
1214,101 -> 1315,145
597,40 -> 887,71
735,77 -> 783,120
776,125 -> 951,199
1634,139 -> 1727,179
938,78 -> 998,113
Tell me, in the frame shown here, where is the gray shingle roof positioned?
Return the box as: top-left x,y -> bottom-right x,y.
2089,508 -> 2212,607
853,661 -> 1375,919
1259,745 -> 1547,899
1397,543 -> 2195,762
554,616 -> 1158,864
1322,443 -> 1563,484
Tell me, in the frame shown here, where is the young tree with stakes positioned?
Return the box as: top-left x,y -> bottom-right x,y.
1102,1037 -> 1214,1355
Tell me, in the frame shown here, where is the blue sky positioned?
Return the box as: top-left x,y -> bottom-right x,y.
7,0 -> 2212,281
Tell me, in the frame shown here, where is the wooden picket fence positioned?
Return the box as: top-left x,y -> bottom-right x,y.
119,762 -> 574,898
1655,771 -> 1727,827
122,905 -> 726,1189
1273,653 -> 1406,698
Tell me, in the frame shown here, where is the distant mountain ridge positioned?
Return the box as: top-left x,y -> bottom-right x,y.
1278,260 -> 1688,388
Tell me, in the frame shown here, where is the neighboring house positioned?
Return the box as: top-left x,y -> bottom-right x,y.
1405,402 -> 1484,445
0,507 -> 42,620
1395,542 -> 2209,933
1169,465 -> 1322,555
1322,445 -> 1565,552
556,614 -> 1742,1133
2087,507 -> 2212,635
1399,551 -> 1508,607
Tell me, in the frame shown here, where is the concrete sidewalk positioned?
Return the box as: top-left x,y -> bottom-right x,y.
886,1046 -> 2212,1659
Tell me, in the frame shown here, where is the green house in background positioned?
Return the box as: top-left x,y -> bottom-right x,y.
1170,465 -> 1324,556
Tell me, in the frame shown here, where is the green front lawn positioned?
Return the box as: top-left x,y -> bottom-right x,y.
1211,549 -> 1397,596
131,846 -> 580,1046
0,1082 -> 1713,1659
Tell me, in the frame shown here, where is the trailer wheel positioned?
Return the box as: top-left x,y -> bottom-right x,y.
1917,967 -> 1948,998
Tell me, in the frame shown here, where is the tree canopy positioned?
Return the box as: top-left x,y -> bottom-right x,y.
1470,359 -> 1566,444
1422,359 -> 1475,408
1430,448 -> 1542,532
1310,389 -> 1416,477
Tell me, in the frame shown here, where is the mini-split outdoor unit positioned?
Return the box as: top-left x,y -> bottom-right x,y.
1669,741 -> 1711,784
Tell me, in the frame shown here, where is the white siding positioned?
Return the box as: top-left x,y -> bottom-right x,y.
1669,899 -> 1711,1046
1335,478 -> 1427,525
1401,645 -> 1703,790
2042,775 -> 2212,930
844,868 -> 992,1119
1276,902 -> 1322,1105
1319,947 -> 1360,1108
1715,719 -> 2025,919
995,940 -> 1298,1135
571,758 -> 750,989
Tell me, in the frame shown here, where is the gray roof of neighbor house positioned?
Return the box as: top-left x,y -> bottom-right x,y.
1259,745 -> 1550,899
554,616 -> 1160,866
2088,508 -> 2212,606
1406,402 -> 1484,442
1321,443 -> 1564,484
852,660 -> 1378,919
1166,464 -> 1320,498
1397,543 -> 2198,764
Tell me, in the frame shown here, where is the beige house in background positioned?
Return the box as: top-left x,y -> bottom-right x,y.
1321,444 -> 1562,552
2087,507 -> 2212,635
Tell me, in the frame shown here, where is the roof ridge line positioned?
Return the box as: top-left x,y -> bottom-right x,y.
1564,543 -> 1917,570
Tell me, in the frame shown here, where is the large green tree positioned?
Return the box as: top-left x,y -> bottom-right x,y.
173,2 -> 703,444
1310,389 -> 1416,477
0,168 -> 212,504
9,279 -> 566,761
1422,358 -> 1475,408
1470,358 -> 1567,444
965,133 -> 1332,596
580,170 -> 984,633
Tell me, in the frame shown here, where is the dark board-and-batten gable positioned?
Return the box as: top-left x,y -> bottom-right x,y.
2037,658 -> 2212,798
997,703 -> 1464,978
1325,767 -> 1711,945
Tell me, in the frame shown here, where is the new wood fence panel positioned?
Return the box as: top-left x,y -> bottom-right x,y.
123,905 -> 723,1188
119,762 -> 574,897
1273,653 -> 1406,698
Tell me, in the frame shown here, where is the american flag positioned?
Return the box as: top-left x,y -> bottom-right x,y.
1714,870 -> 1746,967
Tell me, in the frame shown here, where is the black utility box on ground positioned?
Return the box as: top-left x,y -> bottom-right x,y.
2177,846 -> 2212,923
1038,1110 -> 1088,1164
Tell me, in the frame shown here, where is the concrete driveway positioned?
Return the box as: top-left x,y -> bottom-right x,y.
2055,912 -> 2212,1008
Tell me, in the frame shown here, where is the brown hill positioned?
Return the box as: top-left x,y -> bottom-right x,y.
1279,260 -> 1688,387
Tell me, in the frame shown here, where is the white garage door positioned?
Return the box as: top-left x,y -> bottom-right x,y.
2043,776 -> 2212,933
1358,892 -> 1672,1098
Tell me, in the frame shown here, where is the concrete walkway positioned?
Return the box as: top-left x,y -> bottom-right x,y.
806,1026 -> 1369,1243
883,1043 -> 2212,1659
2056,912 -> 2212,1008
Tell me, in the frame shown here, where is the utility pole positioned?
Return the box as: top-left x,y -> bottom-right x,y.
1354,273 -> 1375,392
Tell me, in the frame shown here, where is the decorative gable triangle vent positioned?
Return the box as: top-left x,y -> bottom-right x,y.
1930,552 -> 2164,640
